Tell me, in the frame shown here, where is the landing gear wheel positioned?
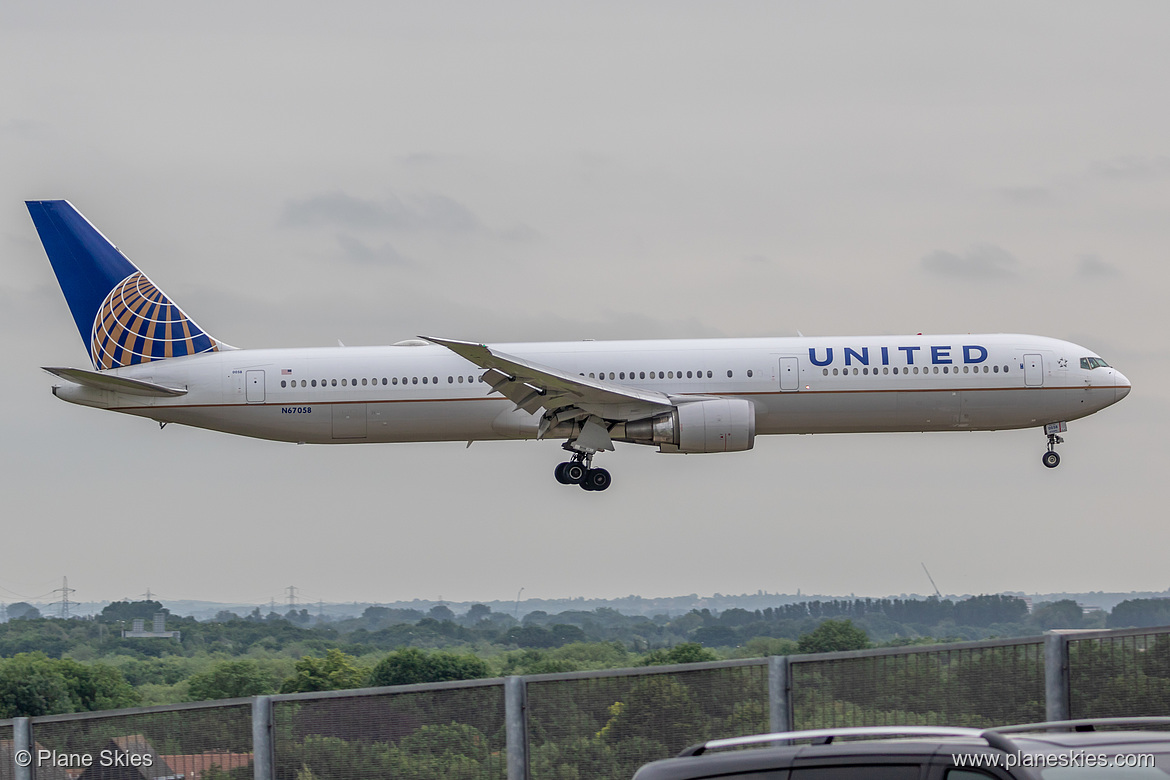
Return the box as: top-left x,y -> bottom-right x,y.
562,461 -> 587,484
1042,451 -> 1060,469
580,468 -> 612,492
554,462 -> 573,484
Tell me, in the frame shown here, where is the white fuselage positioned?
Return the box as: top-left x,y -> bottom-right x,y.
51,334 -> 1130,446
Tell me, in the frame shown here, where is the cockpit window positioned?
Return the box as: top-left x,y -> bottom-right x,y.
1080,357 -> 1110,370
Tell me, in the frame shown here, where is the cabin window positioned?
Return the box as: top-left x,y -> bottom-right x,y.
330,379 -> 336,386
993,365 -> 999,373
747,369 -> 754,378
422,376 -> 428,384
412,377 -> 418,384
823,368 -> 829,376
448,376 -> 453,384
883,367 -> 889,375
727,370 -> 733,378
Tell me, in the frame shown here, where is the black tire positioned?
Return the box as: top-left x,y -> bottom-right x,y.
563,462 -> 587,484
582,468 -> 612,491
554,462 -> 572,484
1043,451 -> 1060,469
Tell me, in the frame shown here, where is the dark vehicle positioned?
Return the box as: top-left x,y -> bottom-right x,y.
632,718 -> 1170,779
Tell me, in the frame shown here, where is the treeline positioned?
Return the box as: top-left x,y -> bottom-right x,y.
2,593 -> 1168,717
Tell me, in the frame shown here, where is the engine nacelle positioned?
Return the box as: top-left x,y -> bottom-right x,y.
615,399 -> 756,453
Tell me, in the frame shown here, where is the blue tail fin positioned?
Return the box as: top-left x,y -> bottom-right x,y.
27,200 -> 222,370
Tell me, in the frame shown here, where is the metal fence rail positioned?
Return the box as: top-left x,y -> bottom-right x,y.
2,625 -> 1168,780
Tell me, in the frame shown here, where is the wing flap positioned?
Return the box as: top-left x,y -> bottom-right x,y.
43,367 -> 188,397
423,336 -> 672,421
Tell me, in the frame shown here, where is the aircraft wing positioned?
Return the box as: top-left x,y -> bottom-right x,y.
43,367 -> 188,397
421,336 -> 674,439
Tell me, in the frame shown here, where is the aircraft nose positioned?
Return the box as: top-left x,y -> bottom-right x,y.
1114,370 -> 1131,401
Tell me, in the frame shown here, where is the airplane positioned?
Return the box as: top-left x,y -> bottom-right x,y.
27,200 -> 1131,492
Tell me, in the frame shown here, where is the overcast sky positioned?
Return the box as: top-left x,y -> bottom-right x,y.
1,2 -> 1167,610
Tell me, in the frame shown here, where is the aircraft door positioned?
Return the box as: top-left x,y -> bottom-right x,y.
246,370 -> 265,403
332,404 -> 367,439
778,357 -> 800,391
1024,354 -> 1044,387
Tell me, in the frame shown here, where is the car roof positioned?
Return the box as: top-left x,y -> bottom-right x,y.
632,721 -> 1170,780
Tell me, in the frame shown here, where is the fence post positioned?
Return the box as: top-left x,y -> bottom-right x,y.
769,656 -> 792,734
253,695 -> 274,780
505,676 -> 529,780
1044,633 -> 1071,722
14,717 -> 32,780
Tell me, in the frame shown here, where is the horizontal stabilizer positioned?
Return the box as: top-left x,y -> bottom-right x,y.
42,367 -> 188,397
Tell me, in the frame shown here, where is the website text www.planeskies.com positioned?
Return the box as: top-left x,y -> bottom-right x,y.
952,750 -> 1156,771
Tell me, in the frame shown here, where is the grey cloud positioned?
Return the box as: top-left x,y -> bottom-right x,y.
281,190 -> 481,234
920,244 -> 1019,280
281,192 -> 390,228
1077,254 -> 1121,279
743,254 -> 770,264
1088,156 -> 1170,181
335,233 -> 410,266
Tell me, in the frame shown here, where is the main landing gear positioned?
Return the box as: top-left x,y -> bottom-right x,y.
1042,422 -> 1067,469
554,448 -> 612,492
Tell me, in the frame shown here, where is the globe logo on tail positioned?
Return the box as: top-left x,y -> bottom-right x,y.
90,272 -> 218,369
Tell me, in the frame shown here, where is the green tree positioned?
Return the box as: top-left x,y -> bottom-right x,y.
368,648 -> 491,687
6,602 -> 41,620
0,653 -> 138,717
187,659 -> 276,701
640,643 -> 718,666
279,649 -> 366,693
599,675 -> 703,753
1030,600 -> 1084,630
98,600 -> 166,624
797,619 -> 871,654
1109,598 -> 1170,629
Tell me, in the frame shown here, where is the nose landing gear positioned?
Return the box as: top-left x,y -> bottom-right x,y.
554,445 -> 613,491
1042,422 -> 1067,469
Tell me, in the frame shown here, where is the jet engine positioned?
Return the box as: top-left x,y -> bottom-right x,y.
614,398 -> 756,453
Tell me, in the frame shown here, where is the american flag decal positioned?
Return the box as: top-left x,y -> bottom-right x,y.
282,369 -> 293,375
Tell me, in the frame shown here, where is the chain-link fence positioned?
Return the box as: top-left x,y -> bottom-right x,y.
791,638 -> 1046,729
1068,628 -> 1170,719
526,660 -> 768,780
271,680 -> 507,780
4,625 -> 1169,780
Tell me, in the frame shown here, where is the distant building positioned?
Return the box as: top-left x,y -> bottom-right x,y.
121,613 -> 180,640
